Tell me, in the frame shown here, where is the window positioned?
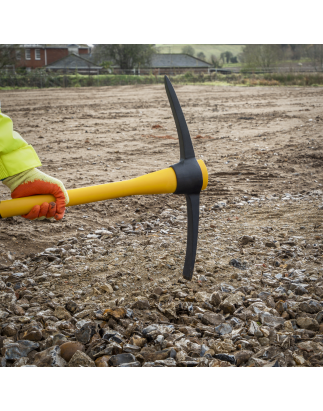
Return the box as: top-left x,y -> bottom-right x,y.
35,49 -> 41,60
25,49 -> 31,60
16,50 -> 21,60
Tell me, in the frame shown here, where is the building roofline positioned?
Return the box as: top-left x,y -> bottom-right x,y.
44,52 -> 102,69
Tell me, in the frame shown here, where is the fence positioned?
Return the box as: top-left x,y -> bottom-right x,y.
1,70 -> 323,89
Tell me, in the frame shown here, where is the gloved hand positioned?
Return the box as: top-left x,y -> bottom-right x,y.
2,168 -> 69,220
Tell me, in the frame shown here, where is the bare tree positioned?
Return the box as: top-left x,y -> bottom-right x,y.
210,54 -> 223,68
307,44 -> 323,72
93,45 -> 155,70
182,46 -> 195,57
241,45 -> 281,70
0,45 -> 21,70
197,51 -> 206,60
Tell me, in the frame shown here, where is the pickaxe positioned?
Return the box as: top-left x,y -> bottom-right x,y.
0,76 -> 208,280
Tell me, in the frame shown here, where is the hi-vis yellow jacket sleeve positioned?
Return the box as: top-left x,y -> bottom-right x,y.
0,110 -> 41,180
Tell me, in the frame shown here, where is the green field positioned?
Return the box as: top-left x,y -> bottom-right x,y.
155,44 -> 244,61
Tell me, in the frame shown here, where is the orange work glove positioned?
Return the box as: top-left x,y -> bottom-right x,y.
2,168 -> 69,220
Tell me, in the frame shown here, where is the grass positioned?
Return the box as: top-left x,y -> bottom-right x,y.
1,72 -> 323,90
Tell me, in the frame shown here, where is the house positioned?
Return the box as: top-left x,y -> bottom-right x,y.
111,53 -> 212,75
142,53 -> 213,75
45,53 -> 102,75
15,44 -> 91,71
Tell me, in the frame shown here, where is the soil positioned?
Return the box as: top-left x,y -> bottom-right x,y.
0,84 -> 322,278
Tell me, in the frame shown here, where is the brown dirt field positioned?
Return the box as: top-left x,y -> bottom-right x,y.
0,84 -> 322,280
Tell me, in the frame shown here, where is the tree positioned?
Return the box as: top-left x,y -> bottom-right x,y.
241,45 -> 281,70
0,45 -> 21,70
93,44 -> 155,70
197,52 -> 206,61
220,51 -> 233,64
181,46 -> 195,56
307,44 -> 323,72
210,54 -> 223,68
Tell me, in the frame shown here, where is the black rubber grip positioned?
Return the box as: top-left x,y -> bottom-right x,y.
171,157 -> 203,195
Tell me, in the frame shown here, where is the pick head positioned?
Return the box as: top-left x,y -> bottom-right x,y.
164,76 -> 208,280
164,76 -> 195,160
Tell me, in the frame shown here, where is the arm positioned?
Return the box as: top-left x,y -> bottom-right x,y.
0,109 -> 69,220
0,110 -> 42,179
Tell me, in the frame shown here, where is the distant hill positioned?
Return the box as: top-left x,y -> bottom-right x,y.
155,44 -> 244,62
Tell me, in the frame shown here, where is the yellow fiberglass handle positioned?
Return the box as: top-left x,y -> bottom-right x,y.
0,160 -> 208,218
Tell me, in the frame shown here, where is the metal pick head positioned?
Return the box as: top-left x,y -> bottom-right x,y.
164,76 -> 203,280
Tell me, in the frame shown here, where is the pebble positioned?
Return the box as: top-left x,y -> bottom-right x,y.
60,341 -> 85,362
1,193 -> 322,367
68,350 -> 96,367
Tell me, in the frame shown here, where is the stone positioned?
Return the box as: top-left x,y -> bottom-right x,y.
275,300 -> 287,314
240,235 -> 255,245
102,307 -> 126,320
34,346 -> 66,367
11,304 -> 25,316
75,321 -> 98,344
299,300 -> 321,314
154,358 -> 176,367
201,313 -> 225,326
298,341 -> 323,353
118,361 -> 141,367
178,360 -> 198,367
209,359 -> 231,367
265,242 -> 276,248
210,292 -> 221,306
248,320 -> 263,337
54,306 -> 71,320
153,287 -> 163,296
0,291 -> 17,305
123,344 -> 141,354
0,310 -> 9,320
52,333 -> 68,346
229,259 -> 246,270
95,355 -> 110,367
19,323 -> 43,342
235,350 -> 253,366
129,336 -> 147,348
259,312 -> 285,327
108,353 -> 136,367
142,325 -> 158,335
2,323 -> 19,337
284,320 -> 295,333
296,317 -> 319,331
100,283 -> 114,293
316,311 -> 323,323
132,300 -> 150,310
195,292 -> 209,302
4,340 -> 39,360
210,339 -> 235,354
13,357 -> 29,367
93,341 -> 123,359
60,341 -> 85,362
68,350 -> 96,367
258,337 -> 270,346
140,349 -> 170,363
176,350 -> 187,362
65,300 -> 79,314
293,285 -> 308,295
220,301 -> 235,315
293,354 -> 306,366
214,323 -> 232,336
214,354 -> 236,364
247,357 -> 267,367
